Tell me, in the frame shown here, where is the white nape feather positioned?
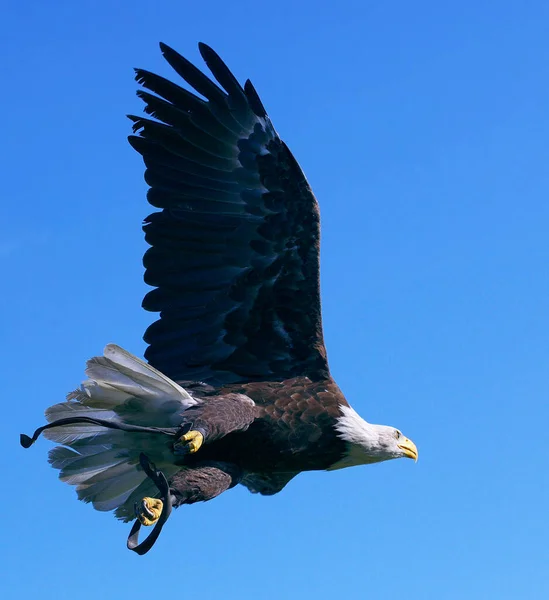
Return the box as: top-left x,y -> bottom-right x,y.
328,405 -> 401,471
44,344 -> 193,521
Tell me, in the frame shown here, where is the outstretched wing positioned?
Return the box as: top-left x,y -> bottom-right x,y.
129,43 -> 329,386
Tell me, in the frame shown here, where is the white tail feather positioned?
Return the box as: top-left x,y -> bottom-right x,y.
45,345 -> 195,521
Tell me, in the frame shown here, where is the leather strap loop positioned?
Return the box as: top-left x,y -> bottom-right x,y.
126,453 -> 173,555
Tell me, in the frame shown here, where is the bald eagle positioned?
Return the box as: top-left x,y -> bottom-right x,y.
23,43 -> 417,548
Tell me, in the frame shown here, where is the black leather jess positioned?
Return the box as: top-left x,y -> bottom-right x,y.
21,417 -> 186,555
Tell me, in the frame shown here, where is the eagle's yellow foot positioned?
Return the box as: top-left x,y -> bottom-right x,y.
173,429 -> 204,456
135,497 -> 163,526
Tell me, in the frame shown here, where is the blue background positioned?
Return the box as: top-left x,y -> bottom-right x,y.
3,1 -> 548,598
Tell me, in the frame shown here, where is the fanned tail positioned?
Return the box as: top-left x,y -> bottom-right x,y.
39,344 -> 197,521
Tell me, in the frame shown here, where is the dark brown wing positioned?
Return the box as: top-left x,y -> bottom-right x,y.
129,43 -> 329,385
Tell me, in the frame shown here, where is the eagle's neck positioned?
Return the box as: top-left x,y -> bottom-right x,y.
327,405 -> 390,471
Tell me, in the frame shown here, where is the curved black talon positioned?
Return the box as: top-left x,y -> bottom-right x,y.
137,500 -> 155,521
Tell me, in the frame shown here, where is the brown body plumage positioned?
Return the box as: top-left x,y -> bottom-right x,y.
185,378 -> 348,480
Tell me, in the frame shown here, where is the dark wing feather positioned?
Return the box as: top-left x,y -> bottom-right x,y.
240,472 -> 298,495
130,43 -> 329,385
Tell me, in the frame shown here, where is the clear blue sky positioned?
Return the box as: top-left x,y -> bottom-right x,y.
3,1 -> 548,598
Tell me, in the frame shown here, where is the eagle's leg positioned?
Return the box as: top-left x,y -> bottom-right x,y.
135,462 -> 242,526
171,394 -> 256,457
173,429 -> 204,456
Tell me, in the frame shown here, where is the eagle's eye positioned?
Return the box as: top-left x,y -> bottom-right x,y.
394,430 -> 401,440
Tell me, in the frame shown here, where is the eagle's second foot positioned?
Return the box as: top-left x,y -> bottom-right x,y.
173,430 -> 204,455
135,497 -> 163,526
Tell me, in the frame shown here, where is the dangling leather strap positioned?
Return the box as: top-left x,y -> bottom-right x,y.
20,417 -> 177,448
126,453 -> 173,555
21,418 -> 194,555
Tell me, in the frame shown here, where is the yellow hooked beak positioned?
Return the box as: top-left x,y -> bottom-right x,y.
398,437 -> 418,462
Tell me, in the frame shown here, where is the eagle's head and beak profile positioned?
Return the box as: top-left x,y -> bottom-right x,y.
329,405 -> 418,470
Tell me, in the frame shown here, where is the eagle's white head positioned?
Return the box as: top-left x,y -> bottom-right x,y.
328,405 -> 418,470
